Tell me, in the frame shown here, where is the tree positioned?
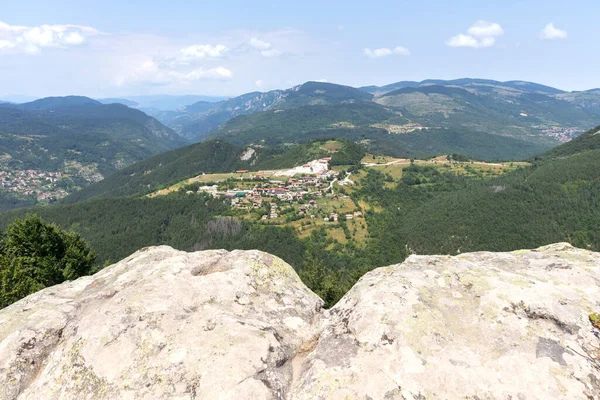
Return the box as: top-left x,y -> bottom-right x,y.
0,215 -> 96,308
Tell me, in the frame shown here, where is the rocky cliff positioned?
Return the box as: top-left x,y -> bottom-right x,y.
0,243 -> 599,399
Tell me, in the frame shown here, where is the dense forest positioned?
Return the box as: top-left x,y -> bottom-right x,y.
210,102 -> 550,161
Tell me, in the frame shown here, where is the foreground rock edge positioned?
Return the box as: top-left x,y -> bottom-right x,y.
0,243 -> 597,399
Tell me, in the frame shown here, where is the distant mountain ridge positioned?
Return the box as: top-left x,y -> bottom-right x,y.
15,96 -> 102,110
359,78 -> 566,96
160,82 -> 374,141
208,101 -> 550,161
127,79 -> 600,146
97,94 -> 226,111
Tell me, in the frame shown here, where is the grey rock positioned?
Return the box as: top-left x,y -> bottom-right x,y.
294,243 -> 600,400
0,247 -> 323,400
1,243 -> 599,399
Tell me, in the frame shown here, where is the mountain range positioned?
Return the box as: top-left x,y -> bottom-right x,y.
3,77 -> 600,212
114,79 -> 600,152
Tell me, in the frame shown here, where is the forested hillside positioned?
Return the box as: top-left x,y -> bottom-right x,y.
0,97 -> 188,210
209,102 -> 550,160
62,140 -> 256,202
173,82 -> 373,141
367,125 -> 600,254
374,85 -> 596,144
0,192 -> 392,306
0,97 -> 185,172
534,125 -> 600,160
144,79 -> 600,151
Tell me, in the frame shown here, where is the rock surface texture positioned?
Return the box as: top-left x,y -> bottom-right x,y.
0,243 -> 599,399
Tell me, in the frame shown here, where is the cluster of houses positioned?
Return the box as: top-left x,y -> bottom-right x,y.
224,171 -> 338,211
541,126 -> 584,143
0,168 -> 67,201
186,158 -> 365,224
323,211 -> 363,222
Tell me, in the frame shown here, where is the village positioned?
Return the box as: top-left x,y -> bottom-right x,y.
185,157 -> 364,225
0,168 -> 69,202
541,126 -> 585,143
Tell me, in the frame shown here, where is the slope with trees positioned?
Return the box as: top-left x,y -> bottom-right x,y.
0,97 -> 188,210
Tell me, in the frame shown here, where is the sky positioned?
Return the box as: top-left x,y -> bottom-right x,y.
0,0 -> 598,98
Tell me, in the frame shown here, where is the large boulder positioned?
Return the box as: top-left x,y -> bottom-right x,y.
0,247 -> 323,400
0,243 -> 599,399
295,243 -> 600,399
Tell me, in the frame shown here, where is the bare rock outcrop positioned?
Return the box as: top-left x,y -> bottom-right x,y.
0,247 -> 323,400
1,243 -> 599,399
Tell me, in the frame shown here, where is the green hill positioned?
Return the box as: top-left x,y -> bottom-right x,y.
61,140 -> 255,202
375,85 -> 597,144
62,139 -> 362,203
0,97 -> 185,174
169,82 -> 375,141
362,124 -> 600,255
0,98 -> 187,210
208,101 -> 549,160
211,102 -> 403,145
16,96 -> 102,110
535,125 -> 600,160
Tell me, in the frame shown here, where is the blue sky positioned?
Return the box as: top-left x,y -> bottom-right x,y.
1,0 -> 598,97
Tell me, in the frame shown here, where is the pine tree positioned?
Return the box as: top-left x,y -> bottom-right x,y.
0,215 -> 96,308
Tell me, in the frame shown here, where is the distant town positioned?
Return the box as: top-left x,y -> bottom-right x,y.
541,126 -> 585,142
0,168 -> 69,202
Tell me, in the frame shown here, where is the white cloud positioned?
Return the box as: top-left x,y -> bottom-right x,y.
540,23 -> 567,40
447,34 -> 480,48
0,39 -> 16,50
0,21 -> 100,54
117,59 -> 232,87
364,46 -> 410,58
249,37 -> 271,51
63,32 -> 85,45
248,37 -> 281,57
181,67 -> 232,80
179,44 -> 228,61
255,79 -> 265,88
467,21 -> 504,37
447,20 -> 503,48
